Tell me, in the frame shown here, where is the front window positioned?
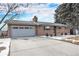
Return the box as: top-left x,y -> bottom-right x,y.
44,26 -> 50,30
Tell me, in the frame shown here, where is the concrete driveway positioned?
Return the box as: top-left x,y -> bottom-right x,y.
10,37 -> 79,56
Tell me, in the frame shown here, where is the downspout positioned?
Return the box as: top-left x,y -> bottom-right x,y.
54,26 -> 56,36
35,25 -> 38,36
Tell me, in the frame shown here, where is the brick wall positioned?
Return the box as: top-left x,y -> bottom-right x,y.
56,27 -> 70,36
36,26 -> 54,36
37,26 -> 70,36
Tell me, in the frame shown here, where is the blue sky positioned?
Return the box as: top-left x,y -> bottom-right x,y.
0,3 -> 60,31
13,3 -> 59,22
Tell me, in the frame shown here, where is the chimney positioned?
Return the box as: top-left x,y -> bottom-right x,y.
32,16 -> 38,22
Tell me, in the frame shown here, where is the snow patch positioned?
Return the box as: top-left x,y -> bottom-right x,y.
0,38 -> 11,56
40,35 -> 78,40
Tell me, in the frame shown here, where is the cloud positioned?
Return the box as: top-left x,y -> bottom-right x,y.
0,3 -> 59,31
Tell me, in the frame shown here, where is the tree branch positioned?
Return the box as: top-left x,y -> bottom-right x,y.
0,14 -> 18,30
0,3 -> 18,24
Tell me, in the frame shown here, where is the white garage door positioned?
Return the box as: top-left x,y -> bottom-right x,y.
11,26 -> 36,38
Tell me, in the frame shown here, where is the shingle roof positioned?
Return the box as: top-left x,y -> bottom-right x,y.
5,20 -> 67,27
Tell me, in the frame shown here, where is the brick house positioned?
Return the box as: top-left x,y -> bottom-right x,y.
5,16 -> 70,38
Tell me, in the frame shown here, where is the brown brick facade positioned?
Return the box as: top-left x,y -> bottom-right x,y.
36,25 -> 70,36
55,27 -> 70,36
36,25 -> 54,36
7,24 -> 70,38
6,21 -> 70,38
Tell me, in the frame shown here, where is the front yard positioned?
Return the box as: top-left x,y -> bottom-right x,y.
0,35 -> 79,56
41,35 -> 79,45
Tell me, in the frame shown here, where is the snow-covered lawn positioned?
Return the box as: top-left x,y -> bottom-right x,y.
40,35 -> 79,40
40,35 -> 79,45
0,38 -> 11,56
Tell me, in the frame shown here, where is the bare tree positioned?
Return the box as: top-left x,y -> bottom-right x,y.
0,3 -> 30,30
0,3 -> 46,30
0,14 -> 18,30
0,3 -> 19,24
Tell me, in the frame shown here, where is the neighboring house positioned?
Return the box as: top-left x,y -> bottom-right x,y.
5,16 -> 70,38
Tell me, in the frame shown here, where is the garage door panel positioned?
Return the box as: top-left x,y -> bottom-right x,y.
11,26 -> 36,38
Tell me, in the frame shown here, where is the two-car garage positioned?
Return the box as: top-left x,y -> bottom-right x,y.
10,26 -> 36,38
